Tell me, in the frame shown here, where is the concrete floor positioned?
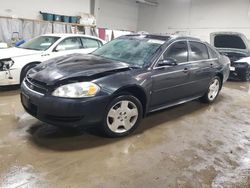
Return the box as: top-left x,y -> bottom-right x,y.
0,82 -> 250,188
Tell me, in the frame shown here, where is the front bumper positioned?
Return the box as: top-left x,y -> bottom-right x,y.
229,63 -> 249,80
0,69 -> 20,86
20,82 -> 111,127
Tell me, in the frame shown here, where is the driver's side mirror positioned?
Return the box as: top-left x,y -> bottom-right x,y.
158,57 -> 177,67
54,45 -> 65,52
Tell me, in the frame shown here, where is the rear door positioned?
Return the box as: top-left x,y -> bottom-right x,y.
187,41 -> 215,96
81,37 -> 103,53
150,40 -> 194,109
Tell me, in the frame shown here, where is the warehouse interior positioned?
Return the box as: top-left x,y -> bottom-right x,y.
1,0 -> 250,187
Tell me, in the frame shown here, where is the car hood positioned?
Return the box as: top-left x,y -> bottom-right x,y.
210,32 -> 250,52
28,54 -> 133,85
0,47 -> 41,59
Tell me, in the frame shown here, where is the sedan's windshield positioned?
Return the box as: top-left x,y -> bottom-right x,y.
18,36 -> 60,51
93,37 -> 165,66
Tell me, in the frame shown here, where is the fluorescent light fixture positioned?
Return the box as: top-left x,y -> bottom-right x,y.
136,0 -> 158,6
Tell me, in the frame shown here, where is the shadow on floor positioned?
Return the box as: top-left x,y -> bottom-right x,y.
27,95 -> 225,151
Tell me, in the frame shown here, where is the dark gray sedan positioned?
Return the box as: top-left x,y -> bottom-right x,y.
21,34 -> 230,137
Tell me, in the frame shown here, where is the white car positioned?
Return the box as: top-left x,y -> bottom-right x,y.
210,32 -> 250,81
0,34 -> 105,86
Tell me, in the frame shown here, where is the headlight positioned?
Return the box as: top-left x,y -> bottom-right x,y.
0,59 -> 14,71
52,82 -> 100,98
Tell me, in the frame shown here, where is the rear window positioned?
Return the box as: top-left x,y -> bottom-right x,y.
189,42 -> 209,61
207,46 -> 219,59
81,38 -> 101,48
214,35 -> 246,49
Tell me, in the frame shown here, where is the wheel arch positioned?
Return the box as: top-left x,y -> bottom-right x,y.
112,85 -> 148,117
20,61 -> 41,83
215,72 -> 223,90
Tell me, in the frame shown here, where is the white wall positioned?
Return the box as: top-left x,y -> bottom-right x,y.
137,0 -> 250,41
95,0 -> 139,31
0,0 -> 90,20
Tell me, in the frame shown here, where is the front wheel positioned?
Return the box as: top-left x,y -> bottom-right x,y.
200,76 -> 221,103
102,95 -> 143,138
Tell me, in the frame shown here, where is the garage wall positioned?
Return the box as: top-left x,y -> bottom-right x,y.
137,0 -> 250,41
95,0 -> 139,31
0,0 -> 90,20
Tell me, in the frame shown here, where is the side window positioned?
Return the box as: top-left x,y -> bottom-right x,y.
163,41 -> 188,63
189,42 -> 209,61
56,37 -> 82,51
98,40 -> 103,47
81,38 -> 100,48
207,46 -> 219,59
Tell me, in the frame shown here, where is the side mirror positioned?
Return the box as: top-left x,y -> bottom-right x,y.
54,45 -> 65,52
158,57 -> 177,67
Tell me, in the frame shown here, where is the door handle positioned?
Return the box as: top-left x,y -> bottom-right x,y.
41,54 -> 50,57
156,66 -> 166,70
183,68 -> 189,73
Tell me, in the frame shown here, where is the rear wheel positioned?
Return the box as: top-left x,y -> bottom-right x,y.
102,95 -> 143,137
20,63 -> 39,84
200,76 -> 221,103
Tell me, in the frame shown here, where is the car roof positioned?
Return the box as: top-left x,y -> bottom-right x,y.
124,34 -> 202,43
41,33 -> 104,41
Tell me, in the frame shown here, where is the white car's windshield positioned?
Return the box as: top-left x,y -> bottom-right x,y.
18,36 -> 60,51
93,37 -> 165,66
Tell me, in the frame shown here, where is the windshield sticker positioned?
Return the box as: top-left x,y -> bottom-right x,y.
147,39 -> 165,45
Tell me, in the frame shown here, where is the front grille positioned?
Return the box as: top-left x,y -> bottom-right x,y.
25,76 -> 48,94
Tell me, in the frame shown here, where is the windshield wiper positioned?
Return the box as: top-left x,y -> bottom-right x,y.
17,46 -> 42,51
129,65 -> 141,69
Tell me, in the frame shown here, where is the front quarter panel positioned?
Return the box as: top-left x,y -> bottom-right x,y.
94,69 -> 152,102
0,53 -> 44,86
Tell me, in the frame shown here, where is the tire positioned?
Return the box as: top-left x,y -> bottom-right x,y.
20,63 -> 39,84
241,67 -> 250,81
200,76 -> 221,103
101,95 -> 143,138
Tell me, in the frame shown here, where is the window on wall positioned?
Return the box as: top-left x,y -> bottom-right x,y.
189,42 -> 209,61
81,38 -> 101,48
163,41 -> 188,63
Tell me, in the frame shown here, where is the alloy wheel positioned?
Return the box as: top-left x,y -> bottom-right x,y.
107,100 -> 139,133
208,79 -> 220,101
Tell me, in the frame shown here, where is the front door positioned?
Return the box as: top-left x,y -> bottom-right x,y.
150,41 -> 193,109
